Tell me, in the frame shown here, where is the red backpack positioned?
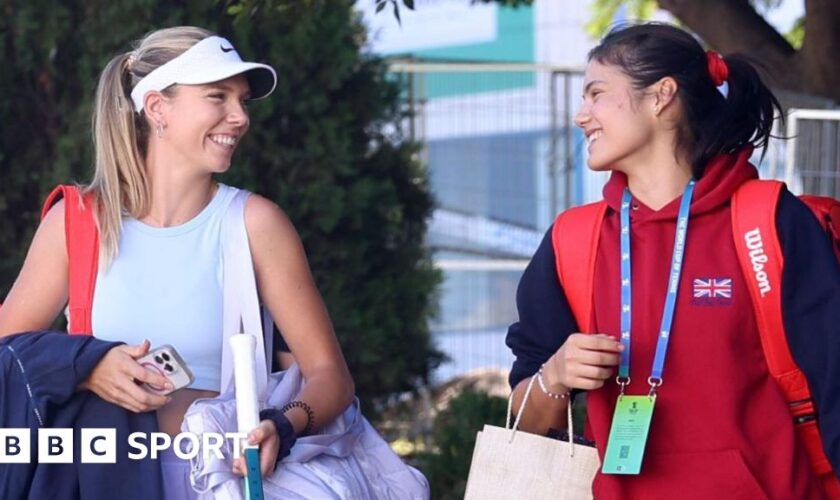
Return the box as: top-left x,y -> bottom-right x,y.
553,179 -> 840,497
41,185 -> 99,335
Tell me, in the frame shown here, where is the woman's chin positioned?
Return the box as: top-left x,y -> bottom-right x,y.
586,159 -> 612,172
206,160 -> 232,175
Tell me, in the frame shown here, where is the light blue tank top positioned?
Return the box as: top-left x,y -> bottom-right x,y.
92,184 -> 240,391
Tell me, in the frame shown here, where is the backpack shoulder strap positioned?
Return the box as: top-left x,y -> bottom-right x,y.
42,185 -> 99,336
799,195 -> 840,260
730,179 -> 809,400
733,181 -> 840,488
551,201 -> 608,333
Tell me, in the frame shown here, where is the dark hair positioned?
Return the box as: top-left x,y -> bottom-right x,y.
588,22 -> 782,178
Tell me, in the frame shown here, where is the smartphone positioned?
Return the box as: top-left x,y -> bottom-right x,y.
136,344 -> 195,395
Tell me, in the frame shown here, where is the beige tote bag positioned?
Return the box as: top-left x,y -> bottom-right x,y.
464,375 -> 600,500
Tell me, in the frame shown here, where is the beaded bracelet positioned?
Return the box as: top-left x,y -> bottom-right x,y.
537,364 -> 570,400
280,400 -> 315,436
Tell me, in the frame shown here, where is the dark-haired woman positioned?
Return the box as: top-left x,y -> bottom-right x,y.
506,23 -> 840,499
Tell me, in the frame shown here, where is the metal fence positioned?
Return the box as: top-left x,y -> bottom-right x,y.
783,109 -> 840,197
387,60 -> 587,382
390,58 -> 840,385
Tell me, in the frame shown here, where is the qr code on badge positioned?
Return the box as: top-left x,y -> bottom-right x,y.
619,445 -> 630,459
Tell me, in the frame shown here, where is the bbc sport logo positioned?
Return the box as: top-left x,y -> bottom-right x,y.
0,428 -> 249,463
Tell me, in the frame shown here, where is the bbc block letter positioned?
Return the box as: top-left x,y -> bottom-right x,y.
0,429 -> 29,464
39,428 -> 73,463
81,429 -> 116,463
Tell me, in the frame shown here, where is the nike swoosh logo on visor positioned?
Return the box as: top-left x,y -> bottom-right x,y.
221,45 -> 234,53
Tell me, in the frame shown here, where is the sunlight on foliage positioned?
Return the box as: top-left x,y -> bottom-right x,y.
785,16 -> 805,49
586,0 -> 788,39
586,0 -> 657,38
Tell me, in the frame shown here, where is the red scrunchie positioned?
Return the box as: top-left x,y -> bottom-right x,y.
705,50 -> 729,87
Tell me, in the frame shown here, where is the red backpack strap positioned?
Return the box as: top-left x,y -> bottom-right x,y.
551,201 -> 608,333
42,185 -> 99,336
799,195 -> 840,261
731,180 -> 838,482
731,180 -> 809,399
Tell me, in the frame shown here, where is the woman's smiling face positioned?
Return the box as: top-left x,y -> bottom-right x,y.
575,61 -> 657,173
160,74 -> 251,174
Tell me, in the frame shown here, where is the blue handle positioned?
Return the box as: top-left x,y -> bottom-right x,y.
243,447 -> 264,500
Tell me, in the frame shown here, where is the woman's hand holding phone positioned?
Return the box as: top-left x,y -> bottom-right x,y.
136,344 -> 195,395
79,339 -> 173,413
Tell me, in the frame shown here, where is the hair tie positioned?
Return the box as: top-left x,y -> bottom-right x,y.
126,51 -> 138,71
705,50 -> 729,87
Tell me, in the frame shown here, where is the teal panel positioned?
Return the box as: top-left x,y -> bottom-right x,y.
401,6 -> 535,99
415,6 -> 534,62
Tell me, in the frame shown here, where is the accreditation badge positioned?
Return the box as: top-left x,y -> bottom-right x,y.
601,395 -> 656,474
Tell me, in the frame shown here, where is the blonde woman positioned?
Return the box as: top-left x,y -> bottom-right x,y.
0,26 -> 354,498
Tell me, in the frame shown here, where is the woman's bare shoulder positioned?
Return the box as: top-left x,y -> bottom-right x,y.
0,199 -> 69,335
243,193 -> 298,240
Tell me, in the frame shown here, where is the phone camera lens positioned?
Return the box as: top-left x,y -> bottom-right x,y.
161,352 -> 171,362
154,355 -> 163,364
164,364 -> 174,372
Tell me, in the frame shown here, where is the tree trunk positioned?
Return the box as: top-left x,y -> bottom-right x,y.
801,0 -> 840,101
657,0 -> 840,104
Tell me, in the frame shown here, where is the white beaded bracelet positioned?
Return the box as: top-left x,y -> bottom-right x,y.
536,364 -> 570,400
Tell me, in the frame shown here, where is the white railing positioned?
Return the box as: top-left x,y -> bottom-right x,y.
784,108 -> 840,196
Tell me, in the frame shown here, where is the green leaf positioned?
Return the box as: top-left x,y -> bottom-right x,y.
785,15 -> 805,49
393,0 -> 402,24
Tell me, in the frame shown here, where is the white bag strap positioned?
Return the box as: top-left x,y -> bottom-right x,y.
262,307 -> 274,373
506,375 -> 578,457
220,189 -> 270,396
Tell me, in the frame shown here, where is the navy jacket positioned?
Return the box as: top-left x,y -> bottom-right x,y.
0,331 -> 163,499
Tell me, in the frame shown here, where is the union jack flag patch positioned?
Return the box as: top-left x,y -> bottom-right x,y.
692,278 -> 732,299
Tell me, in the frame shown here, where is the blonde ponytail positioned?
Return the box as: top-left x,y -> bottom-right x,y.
87,26 -> 214,265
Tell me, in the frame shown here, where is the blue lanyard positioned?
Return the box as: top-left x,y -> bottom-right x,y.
618,180 -> 695,395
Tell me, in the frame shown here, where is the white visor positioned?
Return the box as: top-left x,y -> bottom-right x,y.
130,36 -> 277,112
